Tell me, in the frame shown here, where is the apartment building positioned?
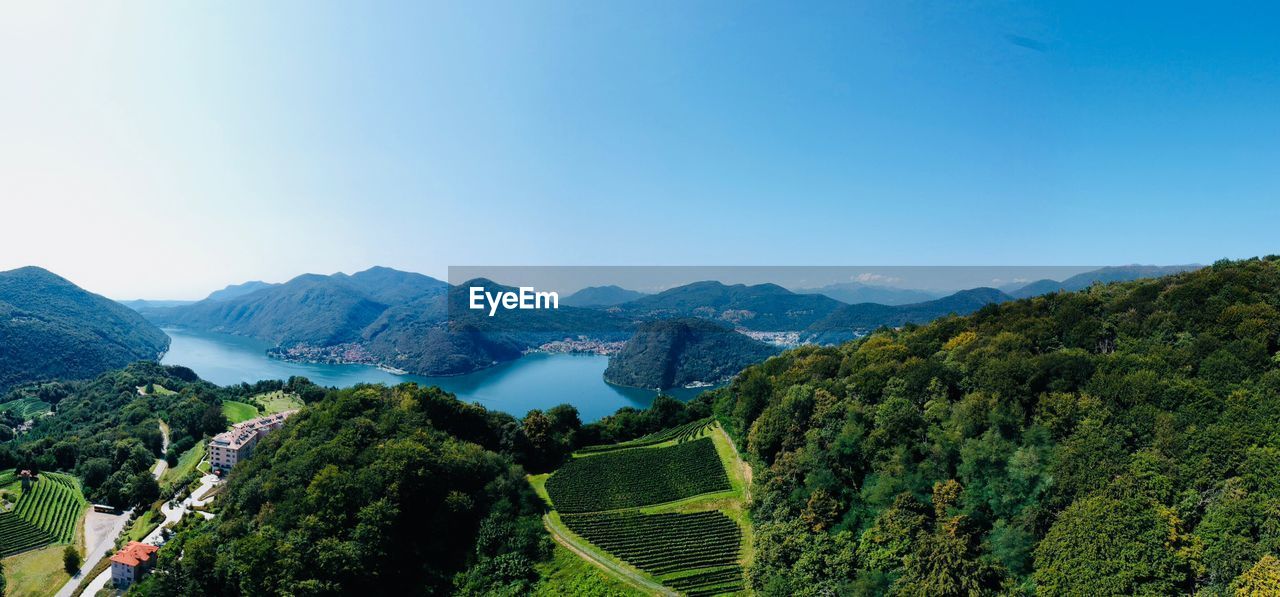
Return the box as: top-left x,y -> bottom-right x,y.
207,410 -> 297,472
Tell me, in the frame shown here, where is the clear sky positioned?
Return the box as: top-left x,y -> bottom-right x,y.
2,2 -> 1278,299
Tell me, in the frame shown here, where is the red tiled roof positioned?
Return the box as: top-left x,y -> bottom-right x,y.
110,541 -> 159,567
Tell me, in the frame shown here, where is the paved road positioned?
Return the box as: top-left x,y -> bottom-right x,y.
152,421 -> 170,480
78,567 -> 111,597
543,515 -> 676,596
52,509 -> 131,597
142,474 -> 219,546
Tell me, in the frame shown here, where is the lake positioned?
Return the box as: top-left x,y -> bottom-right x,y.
159,327 -> 713,421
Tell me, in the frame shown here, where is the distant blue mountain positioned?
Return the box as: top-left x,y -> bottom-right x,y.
1010,265 -> 1201,299
205,280 -> 276,302
798,281 -> 941,306
562,285 -> 647,307
805,287 -> 1012,343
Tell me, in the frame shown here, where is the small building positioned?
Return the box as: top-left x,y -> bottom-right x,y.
110,541 -> 160,587
207,410 -> 297,473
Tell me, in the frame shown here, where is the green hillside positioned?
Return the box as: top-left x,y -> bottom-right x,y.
0,266 -> 170,392
615,281 -> 844,332
700,256 -> 1280,595
604,319 -> 779,390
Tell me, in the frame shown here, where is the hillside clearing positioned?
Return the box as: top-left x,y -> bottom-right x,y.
535,421 -> 753,596
220,400 -> 258,424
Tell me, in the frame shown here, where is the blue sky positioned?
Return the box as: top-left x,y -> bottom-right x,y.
1,2 -> 1277,298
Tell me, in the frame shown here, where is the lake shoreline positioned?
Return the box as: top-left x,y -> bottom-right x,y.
159,328 -> 714,422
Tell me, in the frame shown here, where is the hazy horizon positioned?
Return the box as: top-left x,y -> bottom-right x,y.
59,263 -> 1205,302
4,2 -> 1278,298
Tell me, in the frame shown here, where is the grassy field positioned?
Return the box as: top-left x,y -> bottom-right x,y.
0,397 -> 50,420
221,401 -> 258,424
534,544 -> 643,597
161,440 -> 206,487
222,393 -> 301,425
135,384 -> 176,396
124,509 -> 162,543
253,390 -> 303,415
1,544 -> 72,597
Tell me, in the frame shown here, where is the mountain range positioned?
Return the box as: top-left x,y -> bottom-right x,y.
805,287 -> 1012,343
798,281 -> 941,305
0,266 -> 170,392
131,263 -> 1200,381
1006,264 -> 1201,299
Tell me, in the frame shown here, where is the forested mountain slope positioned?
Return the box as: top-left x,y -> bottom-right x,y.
0,266 -> 170,392
0,361 -> 235,508
616,281 -> 845,331
701,257 -> 1280,595
146,268 -> 445,346
604,318 -> 779,389
1009,264 -> 1201,299
131,383 -> 559,596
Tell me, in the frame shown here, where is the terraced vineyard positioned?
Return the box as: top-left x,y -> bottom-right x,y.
541,420 -> 748,596
0,472 -> 87,556
562,511 -> 744,595
577,418 -> 716,454
545,437 -> 730,513
0,396 -> 51,420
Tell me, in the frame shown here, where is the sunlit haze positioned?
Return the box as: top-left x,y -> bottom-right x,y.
3,2 -> 1278,299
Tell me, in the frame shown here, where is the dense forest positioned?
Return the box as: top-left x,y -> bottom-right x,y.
697,257 -> 1280,595
131,384 -> 564,595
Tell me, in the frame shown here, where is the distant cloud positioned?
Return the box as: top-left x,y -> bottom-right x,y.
1005,34 -> 1048,53
852,272 -> 902,285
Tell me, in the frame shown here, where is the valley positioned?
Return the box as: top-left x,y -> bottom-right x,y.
0,259 -> 1267,596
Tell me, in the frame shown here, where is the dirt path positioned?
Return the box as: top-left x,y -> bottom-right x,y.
543,515 -> 675,596
714,423 -> 752,503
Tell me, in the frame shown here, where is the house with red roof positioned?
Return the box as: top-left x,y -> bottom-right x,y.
110,541 -> 160,588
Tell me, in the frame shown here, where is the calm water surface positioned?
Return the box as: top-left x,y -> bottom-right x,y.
160,328 -> 712,421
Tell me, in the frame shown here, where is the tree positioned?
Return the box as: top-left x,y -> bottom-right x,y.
894,481 -> 1005,596
858,493 -> 928,574
1033,492 -> 1190,595
199,405 -> 229,437
1231,555 -> 1280,595
129,473 -> 161,510
63,545 -> 81,575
